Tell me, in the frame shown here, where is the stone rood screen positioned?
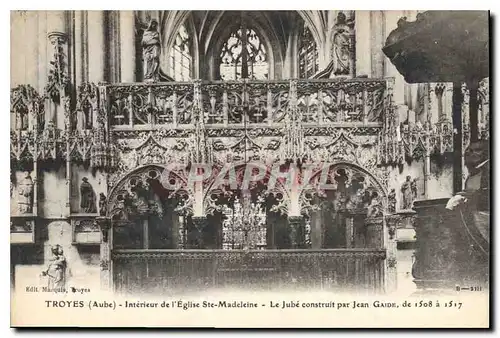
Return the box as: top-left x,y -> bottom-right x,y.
9,10 -> 490,328
105,78 -> 389,128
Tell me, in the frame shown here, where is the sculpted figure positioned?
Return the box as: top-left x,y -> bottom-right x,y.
17,172 -> 34,214
400,175 -> 413,210
98,193 -> 107,216
80,177 -> 97,213
411,178 -> 418,201
41,245 -> 67,290
142,19 -> 161,82
332,12 -> 351,75
367,196 -> 382,218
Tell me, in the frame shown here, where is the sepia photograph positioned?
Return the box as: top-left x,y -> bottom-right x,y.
9,9 -> 490,328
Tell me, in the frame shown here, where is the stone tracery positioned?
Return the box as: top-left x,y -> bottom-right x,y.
9,10 -> 490,295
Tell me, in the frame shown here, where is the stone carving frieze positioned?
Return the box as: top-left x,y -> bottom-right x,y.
303,132 -> 383,183
73,219 -> 99,232
209,134 -> 284,165
109,133 -> 192,189
304,126 -> 381,137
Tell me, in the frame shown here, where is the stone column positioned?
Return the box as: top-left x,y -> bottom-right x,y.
384,11 -> 405,104
74,11 -> 85,85
288,216 -> 304,248
452,82 -> 464,193
47,10 -> 66,33
95,217 -> 111,292
365,217 -> 383,248
345,216 -> 354,248
191,216 -> 207,249
46,28 -> 68,130
385,214 -> 401,293
87,11 -> 106,83
310,203 -> 323,249
370,11 -> 385,79
468,82 -> 479,143
37,12 -> 48,94
120,11 -> 136,83
25,12 -> 40,88
355,10 -> 371,77
10,12 -> 26,88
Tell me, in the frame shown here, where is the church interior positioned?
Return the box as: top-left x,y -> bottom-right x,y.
10,10 -> 489,295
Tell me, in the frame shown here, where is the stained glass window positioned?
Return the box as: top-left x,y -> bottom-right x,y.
298,25 -> 319,79
219,28 -> 269,80
169,24 -> 192,81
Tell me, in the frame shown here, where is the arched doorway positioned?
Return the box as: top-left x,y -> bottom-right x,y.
107,165 -> 194,294
301,162 -> 387,250
202,163 -> 290,250
108,163 -> 387,294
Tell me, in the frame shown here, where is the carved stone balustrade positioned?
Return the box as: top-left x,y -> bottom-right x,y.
400,120 -> 454,160
379,116 -> 455,165
105,78 -> 390,130
10,78 -> 394,168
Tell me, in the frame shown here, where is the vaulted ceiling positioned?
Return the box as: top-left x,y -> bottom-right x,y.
137,10 -> 350,55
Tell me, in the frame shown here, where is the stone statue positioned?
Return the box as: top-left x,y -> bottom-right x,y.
41,244 -> 67,290
131,189 -> 149,215
401,175 -> 413,210
98,193 -> 107,216
80,177 -> 97,213
76,102 -> 93,130
411,178 -> 418,201
366,196 -> 382,218
388,188 -> 397,214
332,12 -> 351,76
17,111 -> 29,130
17,172 -> 34,214
142,19 -> 161,82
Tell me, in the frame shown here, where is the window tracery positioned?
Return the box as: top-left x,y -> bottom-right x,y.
298,25 -> 319,79
219,27 -> 269,80
169,24 -> 192,81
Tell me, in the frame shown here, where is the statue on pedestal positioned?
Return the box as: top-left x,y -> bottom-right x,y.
80,177 -> 97,213
142,19 -> 161,82
332,12 -> 352,76
98,193 -> 107,216
41,244 -> 67,290
400,175 -> 414,210
17,172 -> 34,214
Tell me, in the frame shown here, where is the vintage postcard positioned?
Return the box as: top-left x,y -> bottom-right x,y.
10,10 -> 490,328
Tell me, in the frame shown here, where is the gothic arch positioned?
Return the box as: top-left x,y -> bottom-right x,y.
204,13 -> 280,80
300,161 -> 388,217
106,164 -> 191,218
202,162 -> 291,216
162,13 -> 200,80
306,161 -> 388,196
154,10 -> 327,80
